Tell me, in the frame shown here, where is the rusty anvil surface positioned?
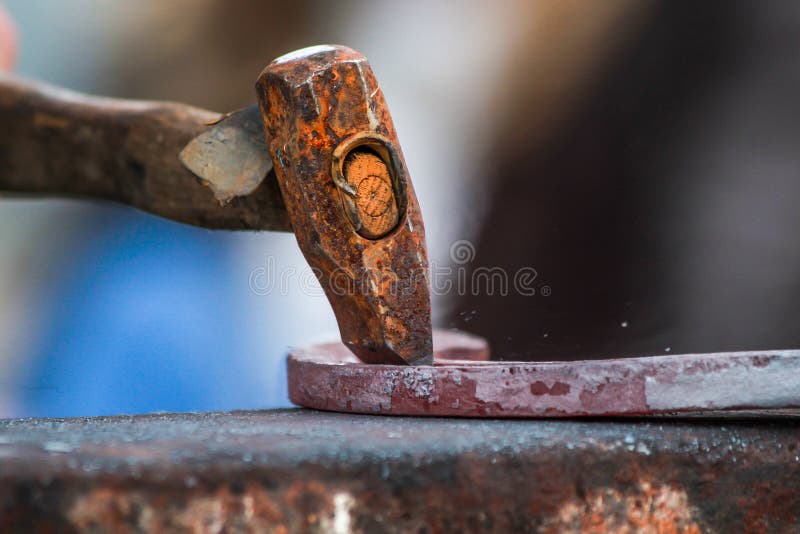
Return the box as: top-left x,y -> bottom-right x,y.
1,409 -> 799,533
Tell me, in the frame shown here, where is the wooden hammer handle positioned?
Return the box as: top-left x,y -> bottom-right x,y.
0,74 -> 290,231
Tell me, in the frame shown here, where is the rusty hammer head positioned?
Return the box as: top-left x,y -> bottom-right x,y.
255,45 -> 432,365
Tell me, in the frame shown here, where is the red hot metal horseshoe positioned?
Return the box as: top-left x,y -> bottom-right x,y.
287,330 -> 800,417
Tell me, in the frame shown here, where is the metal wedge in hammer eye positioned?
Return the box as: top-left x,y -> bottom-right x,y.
256,45 -> 432,365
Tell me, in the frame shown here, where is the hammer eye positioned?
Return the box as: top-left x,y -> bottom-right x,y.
332,134 -> 407,240
342,147 -> 399,239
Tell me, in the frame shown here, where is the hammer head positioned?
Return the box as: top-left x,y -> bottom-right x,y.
256,45 -> 432,365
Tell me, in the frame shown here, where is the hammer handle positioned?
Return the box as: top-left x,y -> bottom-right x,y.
0,75 -> 291,231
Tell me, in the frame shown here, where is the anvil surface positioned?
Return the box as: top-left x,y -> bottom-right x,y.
1,409 -> 799,532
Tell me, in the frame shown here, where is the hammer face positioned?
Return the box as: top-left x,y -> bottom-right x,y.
257,45 -> 433,365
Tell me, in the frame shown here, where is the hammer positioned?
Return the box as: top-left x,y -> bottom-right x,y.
0,45 -> 432,366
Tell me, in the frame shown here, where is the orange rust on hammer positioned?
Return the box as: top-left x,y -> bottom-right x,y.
256,45 -> 432,365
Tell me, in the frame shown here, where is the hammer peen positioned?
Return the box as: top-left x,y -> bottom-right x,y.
0,45 -> 433,366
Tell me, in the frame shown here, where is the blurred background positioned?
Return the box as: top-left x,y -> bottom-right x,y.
2,1 -> 800,417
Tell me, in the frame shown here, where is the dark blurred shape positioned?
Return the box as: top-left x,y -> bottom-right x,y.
457,1 -> 800,360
